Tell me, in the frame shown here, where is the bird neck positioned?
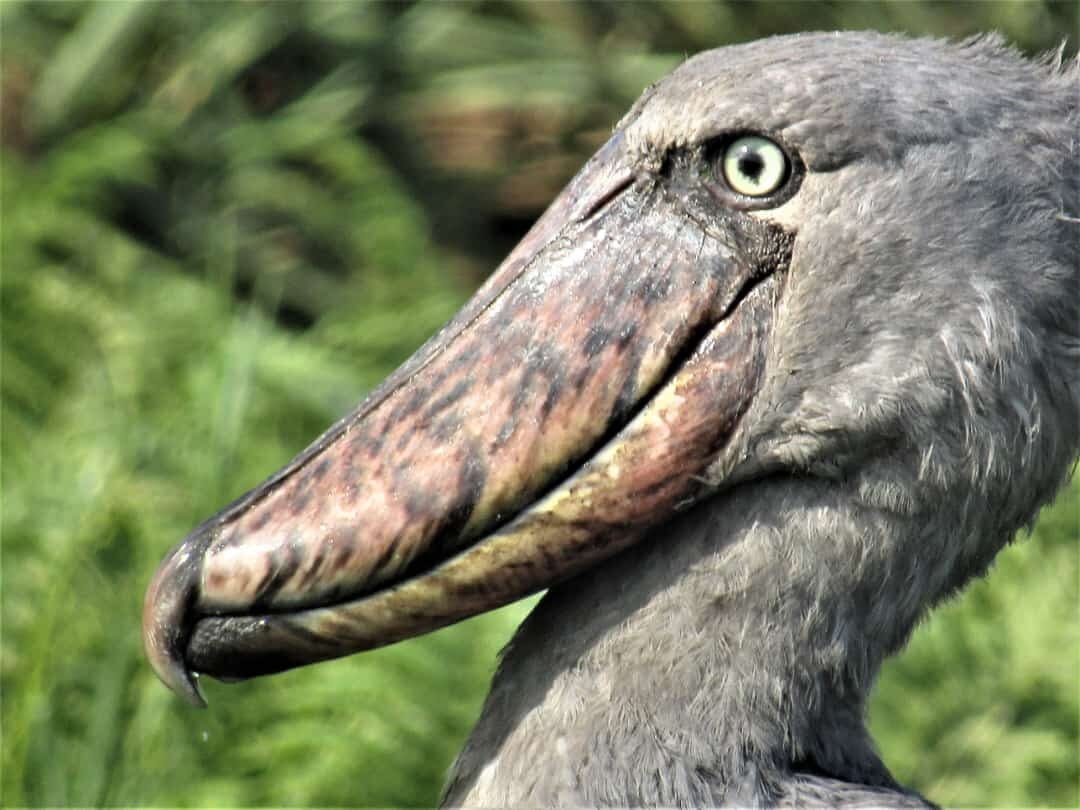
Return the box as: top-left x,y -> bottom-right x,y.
442,476 -> 947,807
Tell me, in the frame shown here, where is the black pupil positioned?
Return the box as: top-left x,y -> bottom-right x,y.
737,149 -> 766,182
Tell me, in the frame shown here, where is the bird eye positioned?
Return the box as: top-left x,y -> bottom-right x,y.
720,136 -> 789,198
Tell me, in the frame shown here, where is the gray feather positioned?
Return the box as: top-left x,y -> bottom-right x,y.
444,32 -> 1078,808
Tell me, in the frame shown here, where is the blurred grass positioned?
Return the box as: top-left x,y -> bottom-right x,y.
2,1 -> 1077,806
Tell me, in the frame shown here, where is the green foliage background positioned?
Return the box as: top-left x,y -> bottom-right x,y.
2,2 -> 1076,806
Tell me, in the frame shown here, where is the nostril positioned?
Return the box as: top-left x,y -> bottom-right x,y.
575,171 -> 636,223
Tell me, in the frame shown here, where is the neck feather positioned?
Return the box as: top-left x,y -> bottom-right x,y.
441,474 -> 962,807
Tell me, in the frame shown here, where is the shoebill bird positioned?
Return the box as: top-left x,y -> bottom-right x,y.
144,32 -> 1079,807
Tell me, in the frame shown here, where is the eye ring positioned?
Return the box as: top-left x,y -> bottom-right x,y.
721,135 -> 790,197
708,133 -> 803,209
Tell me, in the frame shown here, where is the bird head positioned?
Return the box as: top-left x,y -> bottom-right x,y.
144,32 -> 1079,707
